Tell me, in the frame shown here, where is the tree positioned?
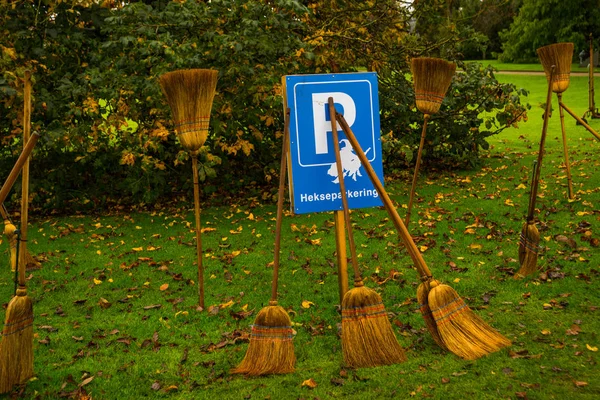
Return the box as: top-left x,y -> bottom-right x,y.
500,0 -> 600,62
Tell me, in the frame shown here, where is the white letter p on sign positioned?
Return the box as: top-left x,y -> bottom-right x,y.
311,92 -> 356,155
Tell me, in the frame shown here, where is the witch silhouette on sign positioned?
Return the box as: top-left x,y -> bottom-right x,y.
327,139 -> 370,183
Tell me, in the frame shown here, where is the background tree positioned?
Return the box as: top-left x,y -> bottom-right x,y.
500,0 -> 600,62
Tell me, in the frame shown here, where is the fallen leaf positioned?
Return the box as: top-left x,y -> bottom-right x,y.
98,298 -> 111,309
301,378 -> 317,389
574,381 -> 588,387
586,344 -> 598,352
79,376 -> 94,387
159,283 -> 169,291
301,300 -> 314,309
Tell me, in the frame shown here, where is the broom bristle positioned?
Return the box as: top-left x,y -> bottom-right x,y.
0,288 -> 34,393
341,285 -> 406,368
515,222 -> 540,279
416,279 -> 447,350
411,57 -> 456,115
231,304 -> 295,376
159,69 -> 218,153
537,43 -> 574,93
428,282 -> 510,360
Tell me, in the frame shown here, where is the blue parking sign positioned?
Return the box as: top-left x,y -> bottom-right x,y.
284,72 -> 384,214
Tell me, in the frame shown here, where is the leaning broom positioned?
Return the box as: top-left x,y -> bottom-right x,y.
159,69 -> 218,310
231,109 -> 295,375
405,57 -> 455,228
329,98 -> 406,368
335,109 -> 510,360
515,65 -> 555,278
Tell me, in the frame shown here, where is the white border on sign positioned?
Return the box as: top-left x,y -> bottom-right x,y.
292,79 -> 377,167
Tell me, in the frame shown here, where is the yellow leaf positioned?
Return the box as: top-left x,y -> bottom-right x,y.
96,250 -> 102,255
159,283 -> 169,291
301,300 -> 314,309
469,243 -> 482,250
541,329 -> 551,335
241,304 -> 248,311
515,183 -> 527,190
586,344 -> 598,352
301,378 -> 318,389
247,213 -> 255,220
419,245 -> 428,252
504,199 -> 515,207
464,228 -> 476,234
231,250 -> 241,257
93,278 -> 102,285
453,278 -> 460,283
132,247 -> 143,252
220,300 -> 235,309
201,227 -> 216,233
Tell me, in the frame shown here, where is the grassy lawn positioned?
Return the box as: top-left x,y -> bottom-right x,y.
466,59 -> 592,74
1,73 -> 599,399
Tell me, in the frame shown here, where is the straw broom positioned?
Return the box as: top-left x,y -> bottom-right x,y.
159,69 -> 218,310
231,109 -> 295,376
329,98 -> 406,368
515,66 -> 556,278
538,42 -> 600,144
516,160 -> 539,275
335,112 -> 510,360
405,57 -> 455,228
0,71 -> 36,393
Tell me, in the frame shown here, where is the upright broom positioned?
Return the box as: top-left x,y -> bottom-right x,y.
0,71 -> 36,393
231,109 -> 295,376
329,98 -> 406,368
405,57 -> 456,228
335,111 -> 510,360
515,66 -> 555,278
159,69 -> 218,310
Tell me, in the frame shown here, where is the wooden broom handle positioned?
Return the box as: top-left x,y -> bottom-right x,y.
328,98 -> 362,286
558,98 -> 600,141
270,108 -> 290,303
405,114 -> 429,227
528,66 -> 555,222
335,112 -> 433,279
191,155 -> 204,309
19,70 -> 32,286
0,133 -> 40,206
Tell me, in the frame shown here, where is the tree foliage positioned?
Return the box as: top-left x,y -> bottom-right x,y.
0,0 -> 528,212
500,0 -> 600,62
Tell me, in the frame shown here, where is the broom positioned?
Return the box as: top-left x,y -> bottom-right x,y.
405,57 -> 456,228
515,66 -> 556,278
231,109 -> 295,376
516,160 -> 539,275
0,70 -> 35,393
335,111 -> 511,360
537,43 -> 576,199
538,42 -> 600,142
159,69 -> 218,310
329,98 -> 406,368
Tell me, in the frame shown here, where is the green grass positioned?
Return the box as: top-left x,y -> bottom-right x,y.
466,59 -> 592,74
1,73 -> 599,399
